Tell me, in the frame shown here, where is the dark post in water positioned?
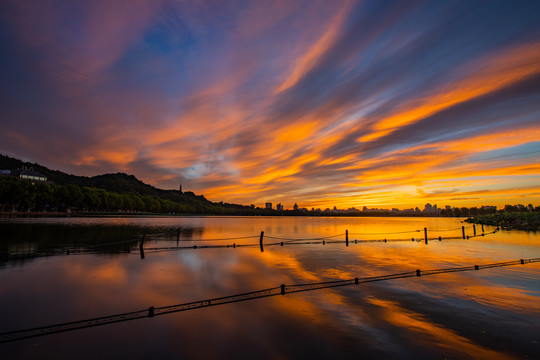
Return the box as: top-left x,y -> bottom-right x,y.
140,234 -> 146,260
462,226 -> 466,239
424,228 -> 428,244
473,224 -> 476,236
259,231 -> 264,252
346,230 -> 349,246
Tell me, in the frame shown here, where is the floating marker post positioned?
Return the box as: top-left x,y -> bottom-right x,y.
462,226 -> 466,239
346,230 -> 349,247
473,224 -> 476,236
439,236 -> 442,241
140,235 -> 146,260
147,306 -> 154,317
281,284 -> 285,295
416,269 -> 421,277
482,224 -> 484,233
259,231 -> 264,252
424,228 -> 428,244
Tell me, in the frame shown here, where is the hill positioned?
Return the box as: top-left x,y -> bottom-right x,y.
0,154 -> 264,215
1,154 -> 181,195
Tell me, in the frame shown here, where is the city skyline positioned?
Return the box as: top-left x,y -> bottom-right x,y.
1,1 -> 540,210
260,201 -> 535,213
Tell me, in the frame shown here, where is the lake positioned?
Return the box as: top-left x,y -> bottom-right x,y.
0,216 -> 539,359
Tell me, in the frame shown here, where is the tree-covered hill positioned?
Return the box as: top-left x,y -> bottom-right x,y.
1,154 -> 184,197
0,154 -> 267,215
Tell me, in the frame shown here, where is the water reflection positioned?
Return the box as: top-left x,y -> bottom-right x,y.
0,217 -> 539,359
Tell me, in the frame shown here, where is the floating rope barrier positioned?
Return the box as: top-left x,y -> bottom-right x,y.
175,235 -> 260,242
133,230 -> 496,257
1,257 -> 538,344
265,233 -> 346,243
1,227 -> 497,260
40,225 -> 479,249
89,239 -> 139,247
348,226 -> 478,236
429,227 -> 465,232
349,229 -> 422,236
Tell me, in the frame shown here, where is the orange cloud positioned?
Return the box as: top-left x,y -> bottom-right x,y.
276,1 -> 352,94
360,42 -> 540,142
368,297 -> 517,359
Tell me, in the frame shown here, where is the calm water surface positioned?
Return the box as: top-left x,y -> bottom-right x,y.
0,216 -> 539,359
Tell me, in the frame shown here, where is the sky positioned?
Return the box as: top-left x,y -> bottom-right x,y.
1,0 -> 540,210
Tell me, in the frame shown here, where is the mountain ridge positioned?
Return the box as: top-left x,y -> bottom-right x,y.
0,154 -> 236,211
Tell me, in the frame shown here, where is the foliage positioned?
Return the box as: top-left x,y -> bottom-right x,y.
466,212 -> 540,231
0,175 -> 274,215
2,154 -> 538,218
1,154 -> 277,215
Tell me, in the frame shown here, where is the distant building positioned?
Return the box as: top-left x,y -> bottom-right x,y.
481,205 -> 497,212
276,203 -> 283,211
423,203 -> 440,214
2,168 -> 47,182
293,203 -> 299,211
265,202 -> 272,210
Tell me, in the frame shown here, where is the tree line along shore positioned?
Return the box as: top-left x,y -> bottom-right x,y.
1,154 -> 538,223
2,173 -> 539,226
466,212 -> 540,231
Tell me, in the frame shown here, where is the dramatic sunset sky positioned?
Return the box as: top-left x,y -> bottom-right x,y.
1,0 -> 539,209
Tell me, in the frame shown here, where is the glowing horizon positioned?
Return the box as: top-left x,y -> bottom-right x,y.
1,0 -> 539,210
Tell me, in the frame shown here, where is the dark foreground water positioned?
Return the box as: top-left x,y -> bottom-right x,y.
0,216 -> 539,359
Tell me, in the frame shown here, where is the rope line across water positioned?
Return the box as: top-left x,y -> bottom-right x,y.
1,257 -> 538,344
2,229 -> 497,259
27,225 -> 477,251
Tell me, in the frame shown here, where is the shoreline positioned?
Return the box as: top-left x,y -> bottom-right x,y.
0,211 -> 463,219
466,212 -> 540,231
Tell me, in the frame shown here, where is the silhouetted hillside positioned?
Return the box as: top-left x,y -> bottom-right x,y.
0,154 -> 248,214
0,154 -> 206,200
